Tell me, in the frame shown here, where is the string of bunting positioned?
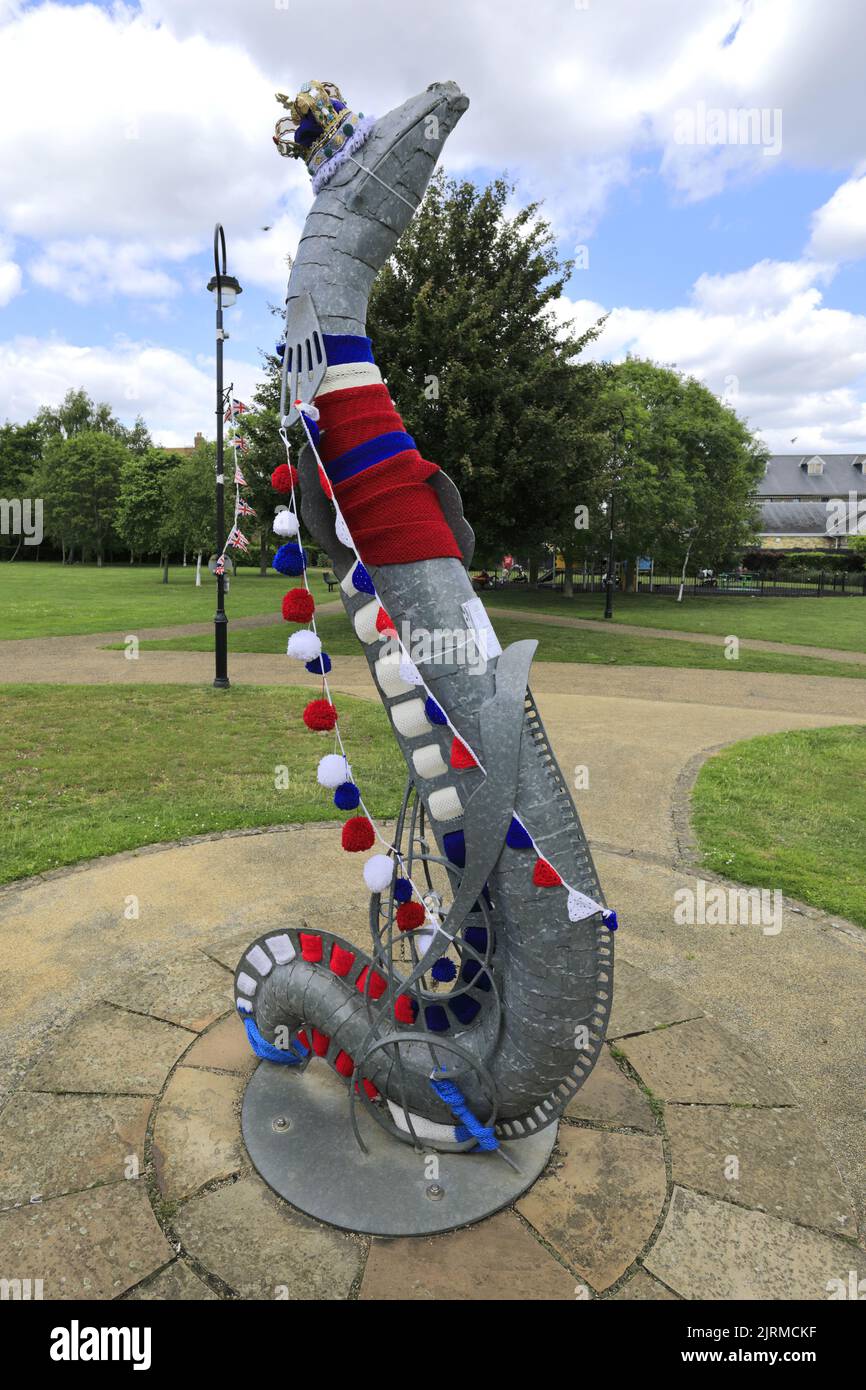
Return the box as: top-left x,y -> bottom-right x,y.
270,398 -> 618,937
214,396 -> 255,577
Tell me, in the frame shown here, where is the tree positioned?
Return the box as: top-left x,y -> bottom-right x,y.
0,422 -> 45,560
115,448 -> 181,571
363,171 -> 608,564
242,365 -> 289,575
159,442 -> 215,582
39,430 -> 127,565
36,388 -> 151,453
597,359 -> 765,597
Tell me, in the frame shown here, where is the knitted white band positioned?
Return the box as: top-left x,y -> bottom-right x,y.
316,361 -> 383,396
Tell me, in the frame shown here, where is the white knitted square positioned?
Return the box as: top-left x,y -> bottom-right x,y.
354,600 -> 381,645
412,744 -> 448,780
427,785 -> 463,822
391,699 -> 431,739
374,653 -> 415,699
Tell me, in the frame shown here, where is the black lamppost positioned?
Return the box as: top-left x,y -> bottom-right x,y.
207,224 -> 242,689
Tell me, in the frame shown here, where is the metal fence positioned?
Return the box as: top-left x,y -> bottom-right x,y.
544,570 -> 866,598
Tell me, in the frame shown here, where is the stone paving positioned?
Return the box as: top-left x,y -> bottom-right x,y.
0,921 -> 860,1301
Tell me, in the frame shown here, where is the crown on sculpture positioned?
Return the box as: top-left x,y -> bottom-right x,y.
273,79 -> 372,192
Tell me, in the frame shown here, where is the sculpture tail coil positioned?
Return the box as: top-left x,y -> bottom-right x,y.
235,80 -> 614,1150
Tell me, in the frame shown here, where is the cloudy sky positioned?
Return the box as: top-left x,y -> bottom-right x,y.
0,0 -> 864,451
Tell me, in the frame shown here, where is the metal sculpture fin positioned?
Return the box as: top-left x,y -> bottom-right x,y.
280,292 -> 328,427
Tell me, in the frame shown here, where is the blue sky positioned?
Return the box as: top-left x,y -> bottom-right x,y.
0,0 -> 864,451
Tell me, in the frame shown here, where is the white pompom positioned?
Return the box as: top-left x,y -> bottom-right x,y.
298,401 -> 320,421
287,630 -> 322,661
273,508 -> 299,538
415,929 -> 436,956
399,658 -> 423,686
363,854 -> 394,893
317,753 -> 350,788
335,513 -> 353,547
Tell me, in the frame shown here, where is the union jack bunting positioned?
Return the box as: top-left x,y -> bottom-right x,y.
237,499 -> 257,518
229,527 -> 251,552
230,435 -> 249,453
234,465 -> 247,486
224,398 -> 249,421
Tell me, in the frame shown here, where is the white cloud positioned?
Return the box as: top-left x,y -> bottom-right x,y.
0,235 -> 22,306
0,335 -> 264,444
557,256 -> 866,453
809,173 -> 866,263
230,214 -> 304,295
29,239 -> 187,304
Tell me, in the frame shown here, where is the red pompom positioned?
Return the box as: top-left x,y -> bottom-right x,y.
303,698 -> 338,731
394,994 -> 416,1024
450,736 -> 478,770
311,1028 -> 330,1056
334,1049 -> 354,1078
533,858 -> 563,887
396,900 -> 426,931
282,588 -> 315,623
318,465 -> 334,500
271,462 -> 299,494
329,943 -> 355,977
359,1078 -> 379,1100
375,606 -> 397,636
297,1029 -> 310,1050
341,816 -> 375,852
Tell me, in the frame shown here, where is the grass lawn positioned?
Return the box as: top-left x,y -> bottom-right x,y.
0,562 -> 332,639
125,609 -> 866,680
691,725 -> 866,928
0,683 -> 403,882
485,588 -> 866,654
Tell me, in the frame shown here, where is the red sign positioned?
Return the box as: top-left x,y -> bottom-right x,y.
502,554 -> 514,570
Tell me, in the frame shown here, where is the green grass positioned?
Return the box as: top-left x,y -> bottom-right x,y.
0,563 -> 332,639
484,588 -> 866,653
125,609 -> 866,680
691,726 -> 866,927
0,683 -> 403,882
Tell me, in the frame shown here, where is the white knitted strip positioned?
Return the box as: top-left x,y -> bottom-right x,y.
316,362 -> 383,396
387,1100 -> 458,1144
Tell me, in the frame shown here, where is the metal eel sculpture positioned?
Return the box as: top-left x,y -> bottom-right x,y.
234,79 -> 614,1151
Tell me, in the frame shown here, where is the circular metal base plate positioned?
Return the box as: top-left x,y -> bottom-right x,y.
241,1060 -> 558,1237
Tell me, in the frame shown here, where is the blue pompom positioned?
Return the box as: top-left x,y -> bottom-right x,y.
306,652 -> 332,675
424,1004 -> 450,1033
431,958 -> 457,983
334,781 -> 361,811
603,909 -> 619,932
352,561 -> 375,595
425,697 -> 447,726
275,340 -> 286,358
463,924 -> 488,952
506,817 -> 533,850
272,543 -> 307,576
393,877 -> 413,903
443,830 -> 466,867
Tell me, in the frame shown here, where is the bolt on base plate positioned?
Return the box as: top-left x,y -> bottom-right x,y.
241,1060 -> 557,1237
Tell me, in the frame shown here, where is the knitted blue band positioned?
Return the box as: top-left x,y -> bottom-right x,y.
322,333 -> 375,365
324,430 -> 416,483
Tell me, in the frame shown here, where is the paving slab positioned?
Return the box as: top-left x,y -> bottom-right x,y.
665,1104 -> 855,1238
173,1173 -> 365,1300
564,1045 -> 657,1131
23,1004 -> 193,1095
124,1260 -> 220,1301
618,1016 -> 796,1106
359,1210 -> 577,1300
516,1126 -> 666,1291
181,1011 -> 257,1076
102,955 -> 233,1031
0,1092 -> 152,1207
0,1180 -> 172,1299
645,1186 -> 863,1300
608,1267 -> 679,1300
152,1067 -> 247,1201
608,958 -> 703,1038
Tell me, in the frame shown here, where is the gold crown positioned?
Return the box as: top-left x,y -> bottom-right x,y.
273,79 -> 358,168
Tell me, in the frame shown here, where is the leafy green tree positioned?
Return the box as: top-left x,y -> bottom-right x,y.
38,430 -> 128,565
36,388 -> 151,454
365,171 -> 608,565
0,422 -> 45,559
115,448 -> 180,565
159,442 -> 215,582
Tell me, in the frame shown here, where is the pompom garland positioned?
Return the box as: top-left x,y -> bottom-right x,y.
431,958 -> 457,983
396,900 -> 426,931
306,652 -> 332,675
287,630 -> 322,662
303,699 -> 338,731
271,462 -> 299,493
282,589 -> 315,623
533,858 -> 563,888
342,816 -> 375,852
393,877 -> 412,903
318,753 -> 350,788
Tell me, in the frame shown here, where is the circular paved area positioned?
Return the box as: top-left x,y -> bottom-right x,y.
1,648 -> 864,1298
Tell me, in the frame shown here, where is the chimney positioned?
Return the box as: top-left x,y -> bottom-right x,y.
194,432 -> 204,448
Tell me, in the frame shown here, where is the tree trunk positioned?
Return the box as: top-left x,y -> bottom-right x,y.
182,547 -> 187,567
562,545 -> 574,598
528,553 -> 539,586
161,551 -> 169,585
677,540 -> 693,603
96,548 -> 103,568
259,531 -> 268,577
129,549 -> 134,565
195,552 -> 202,587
